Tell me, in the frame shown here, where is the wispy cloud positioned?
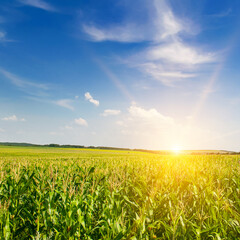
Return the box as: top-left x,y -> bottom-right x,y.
208,8 -> 232,18
145,41 -> 216,65
0,68 -> 49,96
152,0 -> 187,41
129,41 -> 217,86
82,0 -> 188,43
0,31 -> 14,43
129,13 -> 217,86
82,0 -> 218,86
101,109 -> 121,117
0,128 -> 5,132
75,117 -> 88,127
0,17 -> 14,43
85,92 -> 99,106
63,125 -> 73,130
18,0 -> 57,12
1,115 -> 26,122
0,31 -> 6,42
83,23 -> 147,43
0,68 -> 48,89
138,62 -> 196,87
54,99 -> 74,111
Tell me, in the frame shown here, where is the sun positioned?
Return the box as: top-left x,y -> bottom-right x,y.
171,146 -> 182,155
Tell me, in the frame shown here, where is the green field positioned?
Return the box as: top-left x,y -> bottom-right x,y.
0,146 -> 240,239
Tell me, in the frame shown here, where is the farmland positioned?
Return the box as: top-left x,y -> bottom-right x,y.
0,146 -> 240,239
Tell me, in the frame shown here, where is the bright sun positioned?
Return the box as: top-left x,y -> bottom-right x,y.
171,146 -> 182,154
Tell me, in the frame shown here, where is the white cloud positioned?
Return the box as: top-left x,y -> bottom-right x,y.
139,62 -> 196,86
64,125 -> 73,130
0,128 -> 5,132
83,24 -> 147,43
161,11 -> 182,38
115,103 -> 214,149
54,99 -> 74,110
18,0 -> 56,11
101,109 -> 121,117
82,0 -> 189,43
128,104 -> 174,125
146,41 -> 216,65
1,115 -> 26,122
60,125 -> 74,131
82,0 -> 218,86
130,39 -> 217,86
114,104 -> 176,148
152,0 -> 185,40
2,115 -> 17,121
85,92 -> 99,106
75,117 -> 88,127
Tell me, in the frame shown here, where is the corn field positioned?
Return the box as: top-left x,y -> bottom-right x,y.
0,146 -> 240,239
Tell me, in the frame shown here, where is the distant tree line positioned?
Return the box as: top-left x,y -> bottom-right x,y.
0,142 -> 239,155
0,142 -> 131,151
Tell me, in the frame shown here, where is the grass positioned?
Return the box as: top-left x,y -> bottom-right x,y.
0,146 -> 240,239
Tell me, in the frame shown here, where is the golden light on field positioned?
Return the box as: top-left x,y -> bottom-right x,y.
171,146 -> 182,155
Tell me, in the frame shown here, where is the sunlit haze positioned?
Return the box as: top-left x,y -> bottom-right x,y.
171,146 -> 182,155
0,0 -> 240,150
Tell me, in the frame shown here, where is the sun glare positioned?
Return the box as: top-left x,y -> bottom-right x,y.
171,146 -> 182,155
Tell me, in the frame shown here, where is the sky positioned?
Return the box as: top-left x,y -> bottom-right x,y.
0,0 -> 240,150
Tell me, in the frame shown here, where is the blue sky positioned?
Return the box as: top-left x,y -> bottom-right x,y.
0,0 -> 240,150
